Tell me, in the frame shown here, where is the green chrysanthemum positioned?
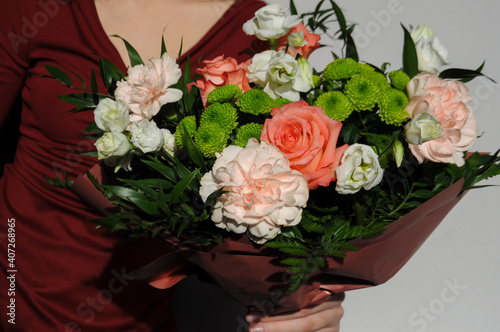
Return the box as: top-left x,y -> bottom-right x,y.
358,63 -> 376,73
314,91 -> 354,121
378,89 -> 410,126
234,123 -> 264,147
206,84 -> 243,104
365,71 -> 391,91
200,103 -> 238,132
175,115 -> 197,149
344,73 -> 382,111
274,97 -> 293,108
322,58 -> 360,81
194,123 -> 229,158
389,70 -> 411,91
238,89 -> 274,115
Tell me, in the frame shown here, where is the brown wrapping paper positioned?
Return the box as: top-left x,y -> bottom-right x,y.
72,164 -> 467,314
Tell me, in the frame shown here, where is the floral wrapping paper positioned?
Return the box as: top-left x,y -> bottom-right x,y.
72,164 -> 466,314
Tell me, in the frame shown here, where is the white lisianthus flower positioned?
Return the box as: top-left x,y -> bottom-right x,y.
130,120 -> 164,154
242,3 -> 301,43
161,128 -> 176,156
94,98 -> 129,133
404,112 -> 443,145
410,25 -> 448,73
247,50 -> 313,101
95,132 -> 130,160
246,50 -> 276,86
335,144 -> 384,194
200,139 -> 309,244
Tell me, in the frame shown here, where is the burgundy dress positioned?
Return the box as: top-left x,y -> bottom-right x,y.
0,0 -> 265,330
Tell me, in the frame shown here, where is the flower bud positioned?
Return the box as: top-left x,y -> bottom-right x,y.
335,144 -> 384,194
393,140 -> 404,167
404,113 -> 443,145
410,25 -> 448,73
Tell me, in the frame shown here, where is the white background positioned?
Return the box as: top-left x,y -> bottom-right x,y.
173,1 -> 500,331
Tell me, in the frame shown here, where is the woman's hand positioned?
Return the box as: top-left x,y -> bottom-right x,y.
246,292 -> 345,332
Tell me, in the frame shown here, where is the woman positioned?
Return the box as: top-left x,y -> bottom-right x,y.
0,0 -> 344,331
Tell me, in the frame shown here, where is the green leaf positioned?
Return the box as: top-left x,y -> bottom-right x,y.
79,151 -> 98,158
83,121 -> 103,134
161,32 -> 167,56
58,94 -> 99,109
91,67 -> 99,95
168,170 -> 199,203
44,65 -> 73,87
112,35 -> 144,67
410,190 -> 435,199
92,213 -> 137,232
119,178 -> 161,200
103,186 -> 160,216
278,247 -> 310,257
401,24 -> 418,78
328,0 -> 358,61
68,69 -> 87,90
142,157 -> 178,183
439,65 -> 496,83
289,0 -> 298,15
99,57 -> 125,91
182,122 -> 205,169
177,37 -> 184,61
281,258 -> 306,266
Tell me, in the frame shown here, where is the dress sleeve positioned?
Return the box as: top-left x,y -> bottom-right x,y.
0,0 -> 30,129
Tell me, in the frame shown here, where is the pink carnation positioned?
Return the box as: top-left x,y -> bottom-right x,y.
189,55 -> 251,107
261,101 -> 348,190
406,73 -> 477,166
114,54 -> 183,123
199,139 -> 309,244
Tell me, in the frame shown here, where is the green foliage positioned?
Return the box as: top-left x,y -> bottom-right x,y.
401,24 -> 419,78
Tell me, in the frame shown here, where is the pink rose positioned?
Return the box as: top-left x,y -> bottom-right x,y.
199,139 -> 309,244
114,54 -> 183,123
405,73 -> 477,166
276,23 -> 321,59
261,100 -> 348,189
189,55 -> 251,107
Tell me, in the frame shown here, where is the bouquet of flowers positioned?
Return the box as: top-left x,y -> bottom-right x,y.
49,0 -> 500,314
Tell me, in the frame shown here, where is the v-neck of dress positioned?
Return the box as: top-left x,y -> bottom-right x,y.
87,0 -> 239,71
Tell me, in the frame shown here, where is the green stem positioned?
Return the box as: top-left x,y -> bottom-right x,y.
388,182 -> 414,216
